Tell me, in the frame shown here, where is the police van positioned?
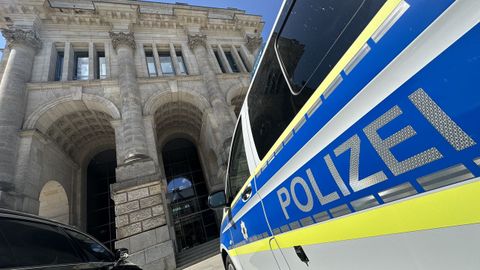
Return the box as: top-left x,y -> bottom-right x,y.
207,0 -> 480,269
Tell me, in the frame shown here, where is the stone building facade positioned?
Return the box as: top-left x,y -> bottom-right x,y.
0,0 -> 263,268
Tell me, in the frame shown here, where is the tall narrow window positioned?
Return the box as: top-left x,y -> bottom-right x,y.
237,48 -> 250,72
176,52 -> 188,75
145,51 -> 157,77
159,52 -> 174,75
213,50 -> 226,73
224,51 -> 240,73
74,52 -> 89,80
54,51 -> 64,81
97,51 -> 106,79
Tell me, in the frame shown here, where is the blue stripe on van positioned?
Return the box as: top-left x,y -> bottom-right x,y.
260,23 -> 480,236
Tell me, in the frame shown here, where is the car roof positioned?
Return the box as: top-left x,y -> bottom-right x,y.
0,208 -> 115,255
1,208 -> 95,237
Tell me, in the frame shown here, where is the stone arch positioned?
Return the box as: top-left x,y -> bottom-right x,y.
143,89 -> 211,116
23,94 -> 118,162
150,91 -> 208,145
24,93 -> 121,133
38,180 -> 69,224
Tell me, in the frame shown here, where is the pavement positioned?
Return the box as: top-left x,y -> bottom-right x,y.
182,254 -> 224,270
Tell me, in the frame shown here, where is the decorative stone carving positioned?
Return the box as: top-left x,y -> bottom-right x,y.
187,34 -> 207,50
246,34 -> 262,53
109,31 -> 136,50
1,28 -> 42,50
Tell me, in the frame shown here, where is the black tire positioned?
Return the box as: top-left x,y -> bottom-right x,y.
225,255 -> 236,270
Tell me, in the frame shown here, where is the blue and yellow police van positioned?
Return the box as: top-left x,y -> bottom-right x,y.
207,0 -> 480,269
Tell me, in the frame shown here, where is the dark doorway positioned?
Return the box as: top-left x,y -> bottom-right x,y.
86,150 -> 117,251
162,138 -> 219,252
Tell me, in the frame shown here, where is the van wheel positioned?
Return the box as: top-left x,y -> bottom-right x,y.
225,256 -> 236,270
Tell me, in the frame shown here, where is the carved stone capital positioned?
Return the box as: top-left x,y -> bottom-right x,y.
245,35 -> 262,53
1,28 -> 41,51
109,31 -> 136,50
187,34 -> 207,50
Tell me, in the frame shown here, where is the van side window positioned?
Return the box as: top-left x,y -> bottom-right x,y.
227,118 -> 250,199
248,41 -> 298,160
0,218 -> 82,267
276,0 -> 386,94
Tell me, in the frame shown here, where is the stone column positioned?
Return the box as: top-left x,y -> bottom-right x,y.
109,32 -> 149,164
188,34 -> 235,181
0,28 -> 41,208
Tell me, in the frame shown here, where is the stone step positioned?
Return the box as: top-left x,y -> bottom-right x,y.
175,238 -> 221,269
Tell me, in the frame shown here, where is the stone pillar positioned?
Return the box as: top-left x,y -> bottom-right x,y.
217,45 -> 232,73
0,28 -> 41,208
188,34 -> 235,181
112,181 -> 175,269
109,32 -> 149,164
231,45 -> 247,73
169,43 -> 181,76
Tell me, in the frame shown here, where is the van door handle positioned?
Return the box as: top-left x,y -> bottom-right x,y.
241,184 -> 252,202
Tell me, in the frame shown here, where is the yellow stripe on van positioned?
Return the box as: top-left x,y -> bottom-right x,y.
229,0 -> 403,208
231,180 -> 480,256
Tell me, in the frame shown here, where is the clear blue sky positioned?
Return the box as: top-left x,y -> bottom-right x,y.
0,0 -> 283,59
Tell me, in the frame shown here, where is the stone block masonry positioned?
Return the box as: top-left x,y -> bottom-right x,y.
114,181 -> 166,239
113,180 -> 174,269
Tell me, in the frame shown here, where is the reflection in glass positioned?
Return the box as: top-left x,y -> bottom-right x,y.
224,51 -> 240,73
162,138 -> 219,251
176,53 -> 188,75
54,51 -> 64,81
276,0 -> 385,93
159,53 -> 174,75
214,50 -> 226,73
74,52 -> 89,80
97,51 -> 106,79
145,51 -> 157,77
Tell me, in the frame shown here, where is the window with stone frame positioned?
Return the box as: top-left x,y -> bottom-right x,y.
145,50 -> 158,77
96,51 -> 106,80
213,49 -> 226,73
224,50 -> 240,73
176,51 -> 188,75
159,52 -> 174,76
73,51 -> 89,81
54,50 -> 64,81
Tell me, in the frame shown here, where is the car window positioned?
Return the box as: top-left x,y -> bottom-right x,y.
65,230 -> 114,262
227,118 -> 250,199
277,0 -> 386,94
0,218 -> 82,267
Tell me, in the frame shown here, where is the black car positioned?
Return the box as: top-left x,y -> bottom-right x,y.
0,208 -> 141,270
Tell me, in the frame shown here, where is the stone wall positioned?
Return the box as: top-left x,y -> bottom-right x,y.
0,0 -> 263,269
113,181 -> 175,269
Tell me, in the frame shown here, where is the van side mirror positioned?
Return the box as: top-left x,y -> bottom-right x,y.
208,190 -> 229,209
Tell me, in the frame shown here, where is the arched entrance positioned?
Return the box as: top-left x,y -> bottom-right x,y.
38,181 -> 69,224
29,98 -> 118,249
162,138 -> 219,252
86,149 -> 117,251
